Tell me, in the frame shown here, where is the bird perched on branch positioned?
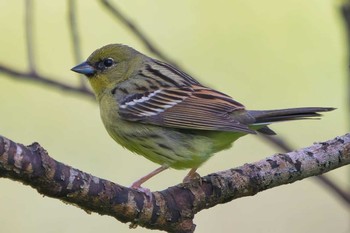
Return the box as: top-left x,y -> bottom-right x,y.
71,44 -> 334,190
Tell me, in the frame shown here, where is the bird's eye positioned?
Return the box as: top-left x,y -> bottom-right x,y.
103,58 -> 114,67
96,58 -> 115,71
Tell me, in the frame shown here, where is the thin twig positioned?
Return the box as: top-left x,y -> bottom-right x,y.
99,0 -> 180,68
261,135 -> 350,207
0,64 -> 94,97
342,3 -> 350,130
68,0 -> 88,90
341,0 -> 350,208
25,0 -> 36,74
315,175 -> 350,204
0,0 -> 93,99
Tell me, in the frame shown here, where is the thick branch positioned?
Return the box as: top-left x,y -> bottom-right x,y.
0,134 -> 349,232
262,135 -> 350,206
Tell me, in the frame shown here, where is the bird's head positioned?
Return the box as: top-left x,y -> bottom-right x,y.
71,44 -> 144,97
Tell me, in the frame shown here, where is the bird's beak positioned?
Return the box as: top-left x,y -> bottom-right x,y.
71,61 -> 96,76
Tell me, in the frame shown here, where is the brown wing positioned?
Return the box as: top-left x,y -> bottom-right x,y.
119,85 -> 255,134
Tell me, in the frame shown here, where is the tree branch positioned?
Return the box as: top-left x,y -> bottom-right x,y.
0,64 -> 94,98
99,0 -> 181,68
0,0 -> 93,98
1,133 -> 349,232
261,135 -> 350,206
25,0 -> 36,74
67,0 -> 88,90
341,2 -> 350,130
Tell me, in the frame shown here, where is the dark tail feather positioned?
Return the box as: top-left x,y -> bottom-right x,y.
249,107 -> 335,124
248,107 -> 335,135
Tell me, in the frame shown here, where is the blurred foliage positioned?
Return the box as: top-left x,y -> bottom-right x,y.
0,1 -> 348,233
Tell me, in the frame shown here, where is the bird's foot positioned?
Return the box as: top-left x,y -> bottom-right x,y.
128,165 -> 169,201
183,168 -> 202,185
130,182 -> 153,202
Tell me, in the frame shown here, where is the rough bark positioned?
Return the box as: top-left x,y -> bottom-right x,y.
0,133 -> 349,232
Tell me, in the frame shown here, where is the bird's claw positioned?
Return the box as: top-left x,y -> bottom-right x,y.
183,171 -> 202,185
130,184 -> 153,202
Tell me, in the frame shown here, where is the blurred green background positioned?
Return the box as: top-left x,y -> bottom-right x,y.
0,0 -> 349,232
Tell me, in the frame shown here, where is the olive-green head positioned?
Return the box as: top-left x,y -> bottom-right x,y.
71,44 -> 145,97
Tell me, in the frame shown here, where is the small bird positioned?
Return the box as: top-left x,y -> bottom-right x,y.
71,44 -> 333,189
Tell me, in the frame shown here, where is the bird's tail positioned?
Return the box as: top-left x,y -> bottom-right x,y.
249,107 -> 335,124
247,107 -> 335,135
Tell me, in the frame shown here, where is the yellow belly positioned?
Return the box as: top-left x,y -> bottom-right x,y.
99,93 -> 246,169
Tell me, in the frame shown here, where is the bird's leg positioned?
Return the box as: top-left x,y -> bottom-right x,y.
131,164 -> 169,189
183,167 -> 201,183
